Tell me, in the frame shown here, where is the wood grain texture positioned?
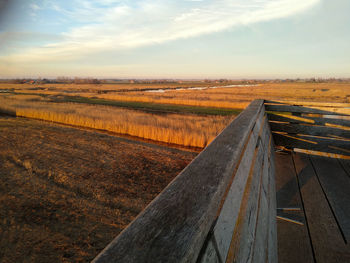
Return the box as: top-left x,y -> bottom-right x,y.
92,100 -> 264,263
251,146 -> 270,263
274,153 -> 314,263
225,142 -> 265,262
213,124 -> 258,261
293,153 -> 350,263
267,145 -> 278,263
214,107 -> 276,263
199,238 -> 220,263
309,156 -> 350,242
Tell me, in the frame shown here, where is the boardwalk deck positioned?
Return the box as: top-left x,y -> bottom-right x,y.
275,151 -> 350,263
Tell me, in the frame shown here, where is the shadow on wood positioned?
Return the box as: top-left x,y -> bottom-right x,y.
266,101 -> 350,158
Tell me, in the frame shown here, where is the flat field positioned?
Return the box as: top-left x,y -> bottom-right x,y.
1,81 -> 349,148
1,81 -> 349,262
0,95 -> 233,148
2,82 -> 350,108
0,115 -> 197,262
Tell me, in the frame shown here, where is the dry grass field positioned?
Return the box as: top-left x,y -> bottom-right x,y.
0,95 -> 233,148
93,82 -> 350,108
1,81 -> 349,148
2,82 -> 350,109
0,82 -> 211,92
1,81 -> 349,262
0,115 -> 197,262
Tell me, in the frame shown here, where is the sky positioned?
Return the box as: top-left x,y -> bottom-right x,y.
0,0 -> 349,79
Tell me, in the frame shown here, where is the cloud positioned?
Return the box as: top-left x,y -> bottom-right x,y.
2,0 -> 320,63
29,3 -> 40,10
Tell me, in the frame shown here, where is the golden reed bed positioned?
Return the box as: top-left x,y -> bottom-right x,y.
0,95 -> 233,148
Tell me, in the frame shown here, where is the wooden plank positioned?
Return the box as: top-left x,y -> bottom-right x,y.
251,145 -> 270,263
293,153 -> 350,263
267,113 -> 350,129
272,133 -> 350,156
92,100 -> 264,263
269,122 -> 350,139
214,108 -> 267,261
213,122 -> 258,261
309,156 -> 350,242
265,104 -> 350,116
261,115 -> 271,152
199,238 -> 220,263
226,142 -> 265,262
267,150 -> 277,263
252,106 -> 267,138
274,153 -> 314,263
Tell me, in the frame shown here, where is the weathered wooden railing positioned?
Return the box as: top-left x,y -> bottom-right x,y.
93,99 -> 277,263
265,100 -> 350,158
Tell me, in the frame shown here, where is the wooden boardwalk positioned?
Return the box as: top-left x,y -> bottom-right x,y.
92,100 -> 350,263
275,151 -> 350,263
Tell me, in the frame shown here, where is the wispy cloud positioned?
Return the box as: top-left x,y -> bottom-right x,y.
29,3 -> 40,11
2,0 -> 320,63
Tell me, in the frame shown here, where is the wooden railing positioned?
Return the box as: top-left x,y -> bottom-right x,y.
92,100 -> 277,263
265,101 -> 350,158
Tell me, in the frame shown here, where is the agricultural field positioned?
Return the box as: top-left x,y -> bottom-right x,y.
0,115 -> 197,262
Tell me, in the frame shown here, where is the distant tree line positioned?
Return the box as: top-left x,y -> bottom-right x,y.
1,77 -> 349,84
3,77 -> 101,84
57,77 -> 101,84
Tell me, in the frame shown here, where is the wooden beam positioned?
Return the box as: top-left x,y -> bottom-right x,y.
225,141 -> 265,262
267,138 -> 278,263
211,106 -> 275,262
252,146 -> 270,263
212,115 -> 260,261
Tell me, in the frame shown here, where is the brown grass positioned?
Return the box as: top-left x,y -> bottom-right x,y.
0,116 -> 197,262
0,95 -> 233,148
3,82 -> 350,109
94,82 -> 350,108
2,82 -> 349,147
